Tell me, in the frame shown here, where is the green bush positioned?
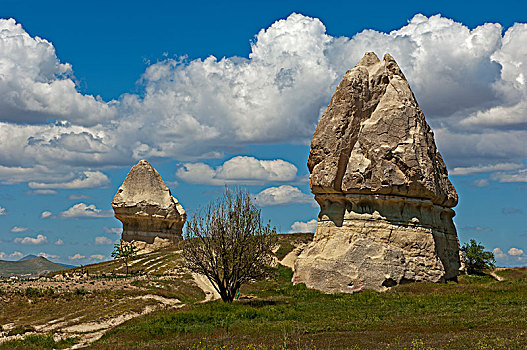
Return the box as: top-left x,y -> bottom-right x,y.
461,239 -> 495,274
0,334 -> 78,349
7,325 -> 35,336
24,287 -> 54,298
74,288 -> 89,296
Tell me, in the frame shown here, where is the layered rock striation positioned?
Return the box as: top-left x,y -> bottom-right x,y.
112,160 -> 186,244
294,52 -> 461,292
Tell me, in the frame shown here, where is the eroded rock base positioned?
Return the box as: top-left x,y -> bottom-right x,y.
119,217 -> 184,244
293,194 -> 461,293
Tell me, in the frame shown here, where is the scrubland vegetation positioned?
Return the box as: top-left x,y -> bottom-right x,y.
1,234 -> 526,349
92,266 -> 527,349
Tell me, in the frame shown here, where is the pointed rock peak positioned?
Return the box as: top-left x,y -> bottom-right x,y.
382,53 -> 404,77
308,52 -> 457,207
357,52 -> 380,67
113,160 -> 173,207
137,159 -> 151,166
382,53 -> 395,63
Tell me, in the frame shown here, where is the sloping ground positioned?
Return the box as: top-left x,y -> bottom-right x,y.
0,234 -> 309,349
0,257 -> 67,278
0,243 -> 205,349
93,266 -> 527,350
2,234 -> 525,349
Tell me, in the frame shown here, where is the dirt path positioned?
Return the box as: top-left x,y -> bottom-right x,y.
192,273 -> 220,302
67,274 -> 218,348
489,271 -> 505,281
0,294 -> 184,349
66,295 -> 183,349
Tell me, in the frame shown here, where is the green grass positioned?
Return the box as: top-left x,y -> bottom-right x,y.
2,236 -> 525,349
0,334 -> 78,349
93,266 -> 527,349
6,325 -> 35,336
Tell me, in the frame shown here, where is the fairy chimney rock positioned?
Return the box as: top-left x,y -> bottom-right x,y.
294,52 -> 461,292
112,160 -> 186,244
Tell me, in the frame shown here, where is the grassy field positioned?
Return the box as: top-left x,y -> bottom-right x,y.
0,242 -> 205,349
90,266 -> 527,349
1,234 -> 526,349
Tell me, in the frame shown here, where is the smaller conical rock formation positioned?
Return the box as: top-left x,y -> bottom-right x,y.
112,160 -> 186,244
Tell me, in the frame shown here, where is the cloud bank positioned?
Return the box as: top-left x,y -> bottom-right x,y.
1,13 -> 527,186
59,203 -> 113,218
254,185 -> 313,206
177,156 -> 298,185
290,219 -> 318,233
493,247 -> 527,266
14,234 -> 48,245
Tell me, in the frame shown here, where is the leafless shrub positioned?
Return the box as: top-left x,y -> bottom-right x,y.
183,187 -> 276,302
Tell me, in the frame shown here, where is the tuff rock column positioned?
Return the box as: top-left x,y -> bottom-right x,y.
112,160 -> 186,244
293,52 -> 461,292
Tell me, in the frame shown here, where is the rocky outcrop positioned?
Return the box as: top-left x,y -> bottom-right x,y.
112,160 -> 186,244
294,52 -> 461,292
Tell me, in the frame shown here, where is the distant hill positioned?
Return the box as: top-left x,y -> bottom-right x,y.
57,262 -> 77,269
18,254 -> 38,261
18,255 -> 76,269
0,256 -> 68,278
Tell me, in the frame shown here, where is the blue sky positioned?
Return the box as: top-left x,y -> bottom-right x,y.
0,0 -> 526,266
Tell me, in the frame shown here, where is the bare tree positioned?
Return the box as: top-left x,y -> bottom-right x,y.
183,187 -> 276,302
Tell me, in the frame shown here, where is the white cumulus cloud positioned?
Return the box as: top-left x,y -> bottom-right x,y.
40,211 -> 53,219
493,248 -> 507,260
290,219 -> 318,233
493,247 -> 527,266
26,190 -> 58,195
490,169 -> 527,183
94,236 -> 114,245
90,254 -> 105,261
60,203 -> 113,218
177,156 -> 298,185
29,171 -> 110,189
0,206 -> 7,216
0,14 -> 526,185
508,248 -> 524,256
38,252 -> 58,259
0,19 -> 115,126
254,185 -> 312,206
103,227 -> 122,235
10,226 -> 28,233
68,194 -> 91,200
9,251 -> 24,259
68,253 -> 85,260
14,234 -> 48,245
471,179 -> 490,187
450,163 -> 523,176
54,239 -> 64,245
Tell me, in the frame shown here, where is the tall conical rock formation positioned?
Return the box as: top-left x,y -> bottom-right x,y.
294,53 -> 461,292
112,160 -> 186,244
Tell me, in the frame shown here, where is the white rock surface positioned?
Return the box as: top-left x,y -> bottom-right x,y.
112,160 -> 186,243
294,53 -> 461,292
